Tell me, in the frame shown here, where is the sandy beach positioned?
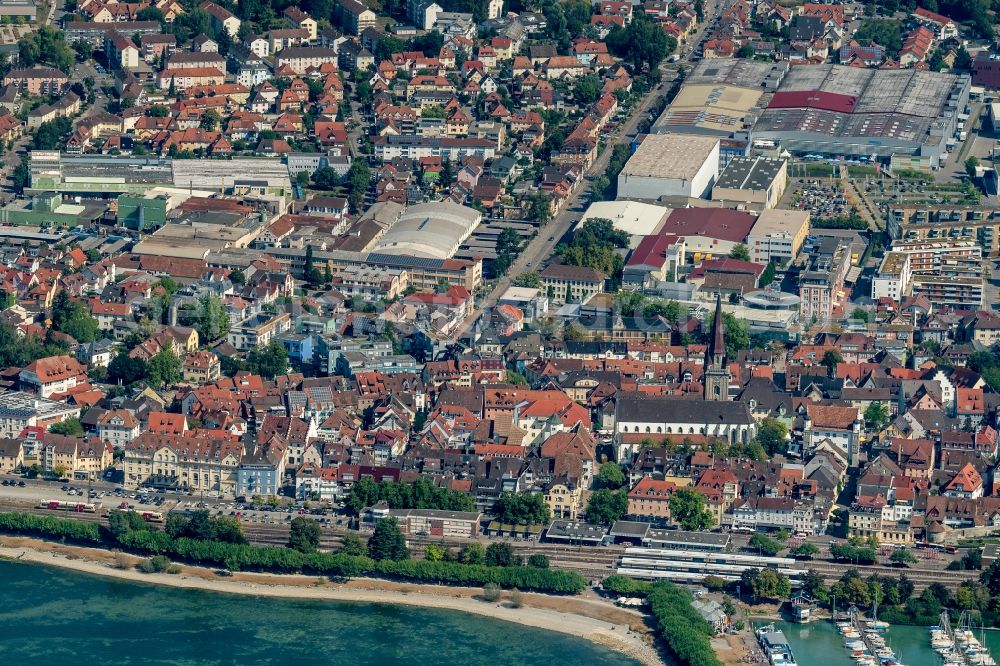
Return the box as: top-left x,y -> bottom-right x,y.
0,536 -> 664,665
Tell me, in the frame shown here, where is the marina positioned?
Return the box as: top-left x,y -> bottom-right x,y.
767,621 -> 1000,666
835,608 -> 900,666
929,611 -> 997,666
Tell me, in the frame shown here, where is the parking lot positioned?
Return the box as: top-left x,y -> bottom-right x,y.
0,474 -> 352,528
788,179 -> 850,219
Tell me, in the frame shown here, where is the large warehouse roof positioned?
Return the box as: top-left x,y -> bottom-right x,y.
620,134 -> 720,181
373,201 -> 481,259
772,65 -> 959,118
653,84 -> 763,136
660,208 -> 756,243
686,59 -> 789,88
580,200 -> 670,237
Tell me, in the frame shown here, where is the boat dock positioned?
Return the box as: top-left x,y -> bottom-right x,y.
931,611 -> 997,666
836,608 -> 894,666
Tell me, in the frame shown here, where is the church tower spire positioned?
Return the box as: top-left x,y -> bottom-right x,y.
707,292 -> 726,369
704,293 -> 732,401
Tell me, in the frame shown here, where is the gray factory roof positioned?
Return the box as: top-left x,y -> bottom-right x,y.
687,58 -> 789,89
755,108 -> 930,142
778,65 -> 958,118
715,156 -> 786,191
373,201 -> 481,260
620,134 -> 719,180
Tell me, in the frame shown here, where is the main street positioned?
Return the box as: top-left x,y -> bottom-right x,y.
449,0 -> 725,343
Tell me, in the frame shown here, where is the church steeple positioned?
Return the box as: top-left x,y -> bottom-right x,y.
704,293 -> 731,401
707,292 -> 727,369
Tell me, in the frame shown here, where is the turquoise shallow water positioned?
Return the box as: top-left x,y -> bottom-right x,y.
769,620 -> 1000,666
0,559 -> 640,665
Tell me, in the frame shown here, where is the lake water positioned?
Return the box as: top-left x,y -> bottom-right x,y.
767,620 -> 1000,666
0,559 -> 640,665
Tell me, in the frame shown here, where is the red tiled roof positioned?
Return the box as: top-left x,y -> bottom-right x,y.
627,234 -> 681,268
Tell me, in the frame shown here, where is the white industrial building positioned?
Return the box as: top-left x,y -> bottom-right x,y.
617,134 -> 721,201
579,200 -> 670,244
373,201 -> 481,259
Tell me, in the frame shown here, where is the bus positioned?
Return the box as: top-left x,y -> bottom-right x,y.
915,541 -> 957,554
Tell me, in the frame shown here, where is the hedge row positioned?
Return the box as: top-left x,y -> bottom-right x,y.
0,512 -> 587,595
647,581 -> 723,666
0,512 -> 103,544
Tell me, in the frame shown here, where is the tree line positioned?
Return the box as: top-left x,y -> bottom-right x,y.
0,511 -> 587,595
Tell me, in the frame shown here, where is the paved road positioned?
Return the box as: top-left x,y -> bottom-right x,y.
448,0 -> 726,344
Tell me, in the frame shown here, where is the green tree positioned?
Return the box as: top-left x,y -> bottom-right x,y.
459,542 -> 485,565
49,417 -> 83,436
729,244 -> 750,261
288,516 -> 322,552
742,568 -> 792,601
18,25 -> 75,73
367,517 -> 409,561
136,6 -> 165,22
790,542 -> 820,559
146,347 -> 181,388
851,307 -> 873,323
339,532 -> 366,556
199,109 -> 222,131
194,294 -> 230,342
346,476 -> 380,514
596,462 -> 626,490
749,533 -> 783,557
482,582 -> 502,601
864,401 -> 889,430
572,73 -> 602,105
527,553 -> 550,568
311,166 -> 340,191
822,349 -> 844,377
494,227 -> 522,276
246,341 -> 288,379
966,156 -> 980,179
343,159 -> 372,210
51,291 -> 99,342
512,272 -> 541,288
760,262 -> 776,286
10,155 -> 29,194
485,541 -> 517,567
954,46 -> 972,71
755,418 -> 788,456
492,492 -> 551,525
108,352 -> 147,385
889,548 -> 917,567
855,19 -> 902,57
72,39 -> 93,62
669,487 -> 713,530
525,193 -> 552,223
605,14 -> 675,70
585,489 -> 628,525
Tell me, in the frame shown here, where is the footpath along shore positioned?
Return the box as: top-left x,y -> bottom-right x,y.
0,536 -> 664,666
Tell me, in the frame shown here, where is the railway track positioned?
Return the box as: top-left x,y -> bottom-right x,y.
0,500 -> 975,588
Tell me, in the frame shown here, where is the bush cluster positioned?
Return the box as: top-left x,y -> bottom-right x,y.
647,581 -> 723,666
